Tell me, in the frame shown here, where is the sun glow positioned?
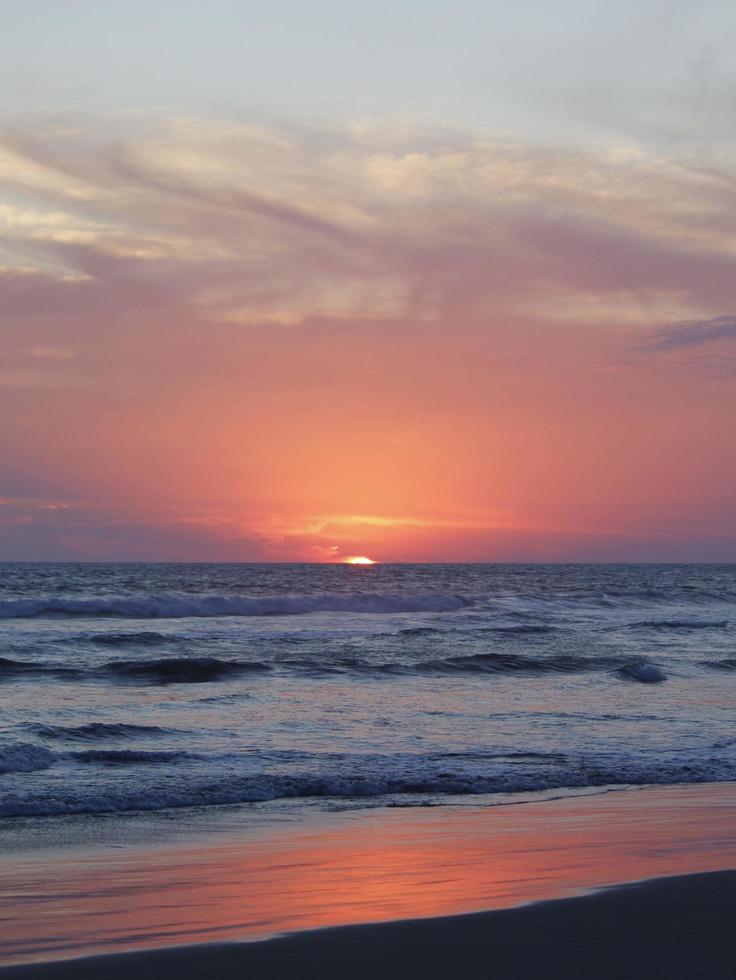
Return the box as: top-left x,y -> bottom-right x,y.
344,555 -> 377,565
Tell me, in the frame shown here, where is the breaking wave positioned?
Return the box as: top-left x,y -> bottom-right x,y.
0,742 -> 55,774
0,742 -> 189,774
0,593 -> 469,620
2,756 -> 734,817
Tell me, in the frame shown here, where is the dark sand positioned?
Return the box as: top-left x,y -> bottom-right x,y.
2,870 -> 734,980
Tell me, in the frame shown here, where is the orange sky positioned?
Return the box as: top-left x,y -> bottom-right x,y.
1,117 -> 735,560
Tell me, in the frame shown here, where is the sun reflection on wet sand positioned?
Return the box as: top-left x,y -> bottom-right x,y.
2,783 -> 736,966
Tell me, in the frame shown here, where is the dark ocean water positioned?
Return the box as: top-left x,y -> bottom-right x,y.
1,563 -> 735,820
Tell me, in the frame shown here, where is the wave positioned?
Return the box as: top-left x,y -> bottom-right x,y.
270,652 -> 665,682
412,652 -> 596,675
0,593 -> 469,620
613,620 -> 729,631
0,742 -> 55,774
103,657 -> 269,684
244,652 -> 664,680
391,623 -> 557,639
614,662 -> 668,684
701,658 -> 736,671
2,755 -> 733,817
2,655 -> 264,686
407,653 -> 665,681
396,624 -> 556,638
0,657 -> 78,680
71,749 -> 189,764
491,588 -> 736,610
0,741 -> 188,774
86,632 -> 173,646
482,624 -> 559,635
27,722 -> 171,741
1,652 -> 668,684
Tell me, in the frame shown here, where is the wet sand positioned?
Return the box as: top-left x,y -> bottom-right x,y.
2,870 -> 735,979
2,783 -> 736,975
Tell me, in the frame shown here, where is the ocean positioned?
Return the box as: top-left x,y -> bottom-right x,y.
1,562 -> 735,822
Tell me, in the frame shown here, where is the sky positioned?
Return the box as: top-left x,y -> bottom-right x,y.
1,0 -> 735,561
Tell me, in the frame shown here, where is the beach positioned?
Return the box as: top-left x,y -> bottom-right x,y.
2,870 -> 734,979
2,782 -> 736,977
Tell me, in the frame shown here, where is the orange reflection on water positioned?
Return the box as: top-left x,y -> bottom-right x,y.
3,782 -> 736,965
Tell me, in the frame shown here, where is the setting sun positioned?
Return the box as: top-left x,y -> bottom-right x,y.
344,556 -> 377,565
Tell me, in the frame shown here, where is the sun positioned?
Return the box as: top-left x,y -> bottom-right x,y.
344,555 -> 377,565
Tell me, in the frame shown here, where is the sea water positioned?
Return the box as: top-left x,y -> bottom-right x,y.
1,563 -> 735,821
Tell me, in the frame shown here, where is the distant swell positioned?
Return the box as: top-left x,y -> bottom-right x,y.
0,593 -> 469,620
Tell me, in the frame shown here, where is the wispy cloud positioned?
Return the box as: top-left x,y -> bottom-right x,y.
2,116 -> 736,333
640,314 -> 736,351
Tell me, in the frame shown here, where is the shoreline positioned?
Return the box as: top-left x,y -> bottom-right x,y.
2,781 -> 736,971
2,869 -> 735,979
